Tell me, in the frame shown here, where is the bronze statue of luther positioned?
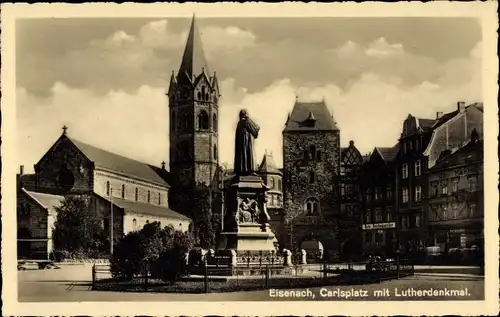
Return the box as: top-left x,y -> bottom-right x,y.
234,109 -> 260,176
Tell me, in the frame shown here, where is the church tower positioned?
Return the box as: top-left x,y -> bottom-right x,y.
168,16 -> 220,189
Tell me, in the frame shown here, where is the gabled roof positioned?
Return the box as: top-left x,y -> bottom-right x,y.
432,110 -> 459,129
178,15 -> 210,80
375,145 -> 399,162
341,141 -> 363,165
99,195 -> 191,221
283,100 -> 338,132
258,152 -> 282,175
418,118 -> 437,131
67,136 -> 169,187
22,189 -> 64,212
431,139 -> 483,171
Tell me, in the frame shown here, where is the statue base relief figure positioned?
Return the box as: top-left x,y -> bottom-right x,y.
217,174 -> 277,252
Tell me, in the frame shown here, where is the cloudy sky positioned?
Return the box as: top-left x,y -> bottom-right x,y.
16,17 -> 482,172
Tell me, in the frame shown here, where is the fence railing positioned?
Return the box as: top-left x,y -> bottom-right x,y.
92,259 -> 414,293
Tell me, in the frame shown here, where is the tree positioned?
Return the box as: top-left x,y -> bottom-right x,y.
52,195 -> 107,259
110,222 -> 193,283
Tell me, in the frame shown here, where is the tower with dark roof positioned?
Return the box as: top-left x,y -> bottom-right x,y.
282,99 -> 341,260
168,16 -> 220,189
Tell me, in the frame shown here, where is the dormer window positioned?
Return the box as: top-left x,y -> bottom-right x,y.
304,111 -> 316,127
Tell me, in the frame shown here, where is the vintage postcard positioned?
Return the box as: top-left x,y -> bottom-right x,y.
1,2 -> 498,316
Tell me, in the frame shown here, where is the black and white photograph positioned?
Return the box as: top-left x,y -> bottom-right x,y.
1,2 -> 498,316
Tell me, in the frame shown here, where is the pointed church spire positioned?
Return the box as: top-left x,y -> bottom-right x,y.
178,15 -> 210,79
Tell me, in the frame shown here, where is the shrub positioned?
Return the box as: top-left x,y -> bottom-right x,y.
110,222 -> 193,283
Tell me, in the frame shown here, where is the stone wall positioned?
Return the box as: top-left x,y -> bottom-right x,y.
93,170 -> 169,208
283,131 -> 340,223
282,130 -> 341,252
35,137 -> 93,195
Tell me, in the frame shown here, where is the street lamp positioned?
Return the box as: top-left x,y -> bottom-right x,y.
109,187 -> 119,255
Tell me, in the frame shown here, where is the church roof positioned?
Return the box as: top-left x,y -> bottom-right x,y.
432,110 -> 459,129
67,136 -> 169,187
258,152 -> 282,175
178,15 -> 210,80
417,118 -> 437,131
22,189 -> 64,213
100,195 -> 191,221
283,100 -> 338,132
375,145 -> 399,162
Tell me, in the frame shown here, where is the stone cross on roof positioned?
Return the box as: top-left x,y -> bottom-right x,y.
62,125 -> 68,135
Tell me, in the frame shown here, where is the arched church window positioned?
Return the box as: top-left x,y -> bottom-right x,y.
147,190 -> 151,203
121,184 -> 125,199
304,197 -> 320,215
198,110 -> 209,130
213,113 -> 218,132
201,86 -> 206,100
135,187 -> 138,201
106,181 -> 110,196
132,218 -> 137,231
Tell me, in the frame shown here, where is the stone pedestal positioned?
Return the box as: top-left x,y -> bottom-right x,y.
217,174 -> 277,253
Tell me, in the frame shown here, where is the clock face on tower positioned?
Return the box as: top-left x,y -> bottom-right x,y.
57,166 -> 75,191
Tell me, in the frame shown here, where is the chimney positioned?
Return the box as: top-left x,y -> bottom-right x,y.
457,101 -> 466,112
436,112 -> 444,119
20,165 -> 24,176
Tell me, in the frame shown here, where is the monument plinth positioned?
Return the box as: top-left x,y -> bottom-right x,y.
218,174 -> 277,252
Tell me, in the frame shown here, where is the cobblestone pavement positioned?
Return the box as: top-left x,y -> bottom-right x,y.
18,265 -> 484,302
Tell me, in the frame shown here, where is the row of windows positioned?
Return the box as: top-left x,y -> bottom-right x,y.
105,181 -> 163,205
401,137 -> 422,155
171,111 -> 218,133
401,186 -> 422,203
364,208 -> 393,223
429,203 -> 478,221
401,160 -> 421,179
365,186 -> 393,202
267,194 -> 283,207
429,176 -> 478,197
400,214 -> 421,229
268,177 -> 282,191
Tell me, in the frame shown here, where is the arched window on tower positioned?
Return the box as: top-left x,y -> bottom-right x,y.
135,187 -> 138,201
278,179 -> 282,191
213,113 -> 218,132
198,110 -> 209,130
304,197 -> 320,216
213,144 -> 218,160
270,177 -> 275,189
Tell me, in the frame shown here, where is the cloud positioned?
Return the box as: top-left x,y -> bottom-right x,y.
365,37 -> 404,57
18,48 -> 481,174
17,83 -> 168,173
469,41 -> 482,59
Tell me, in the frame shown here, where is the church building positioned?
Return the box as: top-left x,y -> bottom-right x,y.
17,128 -> 192,260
